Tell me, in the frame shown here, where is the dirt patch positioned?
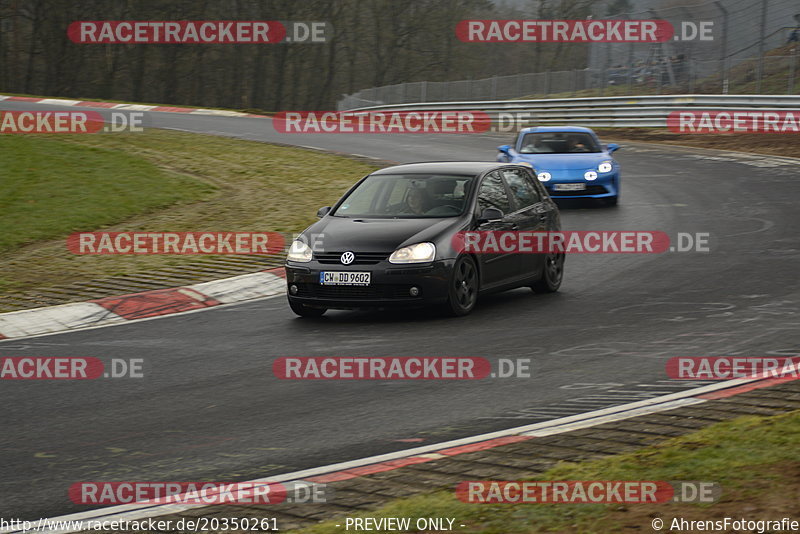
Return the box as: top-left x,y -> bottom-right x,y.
595,128 -> 800,160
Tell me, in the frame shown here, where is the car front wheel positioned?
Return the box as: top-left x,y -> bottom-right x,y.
444,255 -> 479,316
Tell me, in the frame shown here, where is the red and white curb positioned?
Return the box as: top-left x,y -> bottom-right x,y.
0,268 -> 286,340
0,95 -> 266,118
4,372 -> 792,534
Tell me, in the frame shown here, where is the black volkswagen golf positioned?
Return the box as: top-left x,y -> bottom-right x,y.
285,162 -> 563,317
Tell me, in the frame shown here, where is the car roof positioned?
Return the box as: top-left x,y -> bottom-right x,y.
371,161 -> 516,176
519,126 -> 596,134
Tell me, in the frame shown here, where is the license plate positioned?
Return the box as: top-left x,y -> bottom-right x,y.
554,183 -> 586,191
319,271 -> 371,286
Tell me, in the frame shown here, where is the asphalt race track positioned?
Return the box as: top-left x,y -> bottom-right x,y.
2,101 -> 799,519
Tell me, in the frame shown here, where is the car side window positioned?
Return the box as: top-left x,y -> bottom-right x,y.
477,172 -> 511,214
502,169 -> 541,208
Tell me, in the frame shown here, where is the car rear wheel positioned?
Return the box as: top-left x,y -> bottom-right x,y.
444,255 -> 479,316
289,299 -> 327,318
531,252 -> 564,293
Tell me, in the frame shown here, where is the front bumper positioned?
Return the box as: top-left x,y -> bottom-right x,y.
543,173 -> 619,199
285,259 -> 454,309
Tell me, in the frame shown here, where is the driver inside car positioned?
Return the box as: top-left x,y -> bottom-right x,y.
405,186 -> 432,215
566,135 -> 590,153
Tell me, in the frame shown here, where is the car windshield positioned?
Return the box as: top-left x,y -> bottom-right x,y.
519,132 -> 601,154
332,174 -> 474,218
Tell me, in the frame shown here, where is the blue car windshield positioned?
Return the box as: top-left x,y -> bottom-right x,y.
519,132 -> 601,154
333,174 -> 474,218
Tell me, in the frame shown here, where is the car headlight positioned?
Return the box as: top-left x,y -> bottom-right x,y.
389,242 -> 436,264
598,161 -> 613,173
287,240 -> 312,262
537,172 -> 552,182
584,171 -> 598,180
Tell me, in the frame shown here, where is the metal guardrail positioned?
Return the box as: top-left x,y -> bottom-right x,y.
347,94 -> 800,128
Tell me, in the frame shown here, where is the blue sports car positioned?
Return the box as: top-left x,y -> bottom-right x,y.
496,126 -> 621,206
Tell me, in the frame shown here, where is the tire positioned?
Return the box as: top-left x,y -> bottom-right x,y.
531,252 -> 564,293
288,299 -> 327,317
444,255 -> 479,316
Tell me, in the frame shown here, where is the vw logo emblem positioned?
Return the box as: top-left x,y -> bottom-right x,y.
340,251 -> 355,265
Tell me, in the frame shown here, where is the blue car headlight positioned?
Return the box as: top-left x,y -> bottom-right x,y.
598,161 -> 613,173
584,171 -> 598,181
537,172 -> 552,182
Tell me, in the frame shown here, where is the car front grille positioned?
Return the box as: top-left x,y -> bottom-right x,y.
295,283 -> 418,300
548,185 -> 608,196
315,252 -> 389,265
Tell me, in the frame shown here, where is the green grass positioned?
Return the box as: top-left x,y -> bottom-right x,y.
0,129 -> 379,294
290,410 -> 800,533
0,136 -> 214,252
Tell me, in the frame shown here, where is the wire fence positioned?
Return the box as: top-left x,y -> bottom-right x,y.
339,0 -> 800,110
338,54 -> 800,110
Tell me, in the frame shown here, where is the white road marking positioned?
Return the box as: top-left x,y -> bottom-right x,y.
188,272 -> 286,304
0,273 -> 286,342
0,303 -> 125,338
38,99 -> 81,106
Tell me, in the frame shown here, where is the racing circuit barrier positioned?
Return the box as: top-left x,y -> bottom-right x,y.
344,94 -> 800,129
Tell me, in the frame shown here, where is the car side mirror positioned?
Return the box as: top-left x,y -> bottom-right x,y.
607,143 -> 620,153
478,207 -> 504,222
497,144 -> 512,155
317,206 -> 331,218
